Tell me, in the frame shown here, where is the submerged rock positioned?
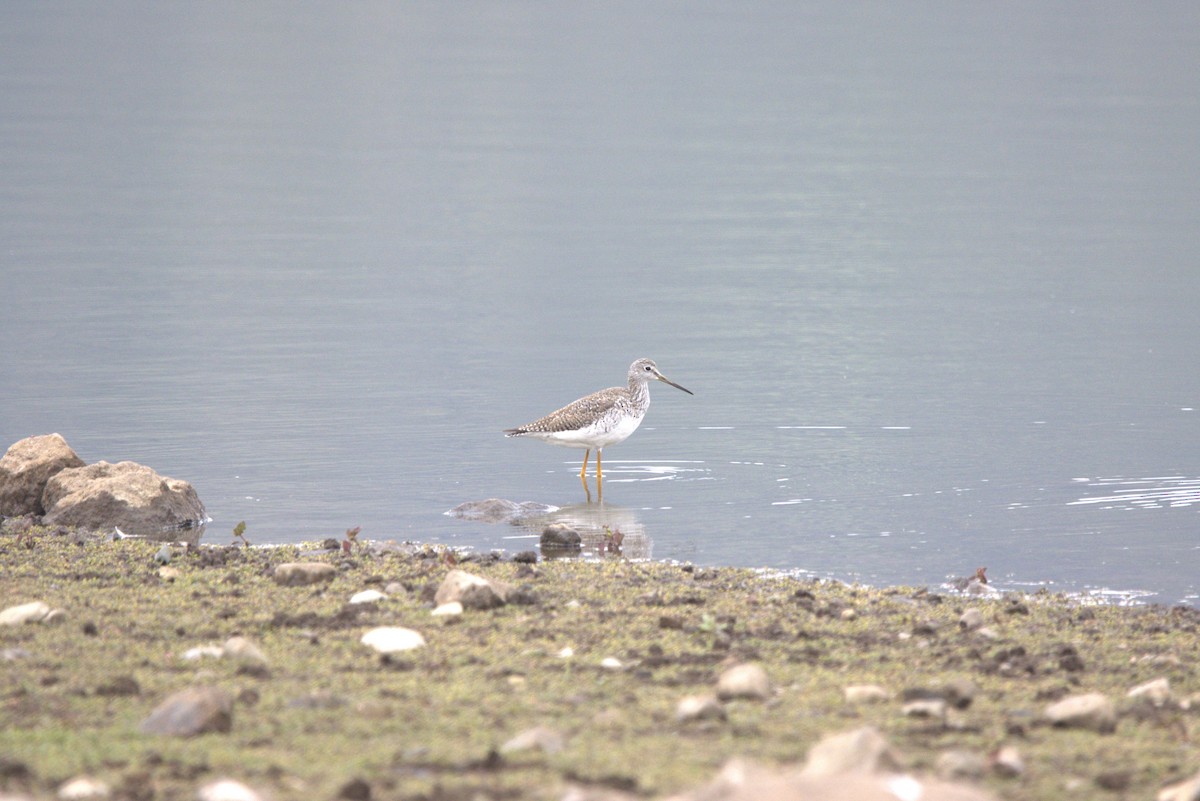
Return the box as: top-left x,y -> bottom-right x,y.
43,460 -> 206,536
540,523 -> 582,550
0,433 -> 86,516
140,686 -> 233,736
448,498 -> 554,523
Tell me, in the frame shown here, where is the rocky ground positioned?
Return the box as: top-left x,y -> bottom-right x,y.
1,526 -> 1199,801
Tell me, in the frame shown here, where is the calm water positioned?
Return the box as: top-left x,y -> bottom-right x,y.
2,4 -> 1198,604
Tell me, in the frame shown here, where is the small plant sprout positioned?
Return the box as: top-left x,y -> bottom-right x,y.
232,521 -> 249,547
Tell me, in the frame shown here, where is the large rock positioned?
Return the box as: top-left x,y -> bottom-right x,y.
0,434 -> 86,516
42,461 -> 206,535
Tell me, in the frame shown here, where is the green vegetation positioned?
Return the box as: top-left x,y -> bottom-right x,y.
1,529 -> 1197,800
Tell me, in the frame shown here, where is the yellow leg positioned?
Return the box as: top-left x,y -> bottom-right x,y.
579,450 -> 590,481
596,449 -> 603,501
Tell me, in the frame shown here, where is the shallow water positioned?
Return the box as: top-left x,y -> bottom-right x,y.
2,4 -> 1198,604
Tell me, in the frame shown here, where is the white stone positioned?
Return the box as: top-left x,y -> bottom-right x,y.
600,657 -> 623,670
557,647 -> 575,659
57,776 -> 110,800
361,626 -> 426,654
959,608 -> 985,630
1158,769 -> 1200,801
182,645 -> 225,661
222,636 -> 269,671
196,779 -> 263,801
844,685 -> 890,704
716,663 -> 771,701
800,726 -> 903,778
431,601 -> 463,616
1043,692 -> 1116,733
0,601 -> 52,625
991,745 -> 1025,777
349,589 -> 387,605
500,725 -> 565,754
676,694 -> 726,723
902,698 -> 947,719
1128,677 -> 1170,707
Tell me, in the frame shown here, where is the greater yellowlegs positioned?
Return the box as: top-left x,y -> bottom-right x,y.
504,358 -> 693,499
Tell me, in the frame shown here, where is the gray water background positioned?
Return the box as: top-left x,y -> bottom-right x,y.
2,4 -> 1198,604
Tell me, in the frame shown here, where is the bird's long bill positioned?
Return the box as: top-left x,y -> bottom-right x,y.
656,373 -> 694,395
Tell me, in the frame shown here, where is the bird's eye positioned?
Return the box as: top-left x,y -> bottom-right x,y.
644,364 -> 652,371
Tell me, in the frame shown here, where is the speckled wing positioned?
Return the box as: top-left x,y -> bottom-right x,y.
505,387 -> 623,436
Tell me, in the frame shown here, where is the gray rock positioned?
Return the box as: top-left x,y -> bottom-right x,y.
139,686 -> 233,736
716,663 -> 771,701
434,569 -> 511,610
274,562 -> 337,586
0,433 -> 85,516
43,461 -> 206,536
1043,692 -> 1117,733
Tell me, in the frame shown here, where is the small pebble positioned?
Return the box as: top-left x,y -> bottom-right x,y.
599,657 -> 622,670
431,602 -> 463,617
676,694 -> 726,723
349,589 -> 387,605
936,749 -> 985,780
196,779 -> 263,801
844,685 -> 890,704
361,627 -> 426,654
1128,677 -> 1170,707
500,725 -> 565,754
58,776 -> 110,800
990,745 -> 1025,777
716,663 -> 771,701
902,698 -> 947,720
959,608 -> 985,630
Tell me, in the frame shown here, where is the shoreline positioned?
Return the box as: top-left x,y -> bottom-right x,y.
2,527 -> 1198,800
